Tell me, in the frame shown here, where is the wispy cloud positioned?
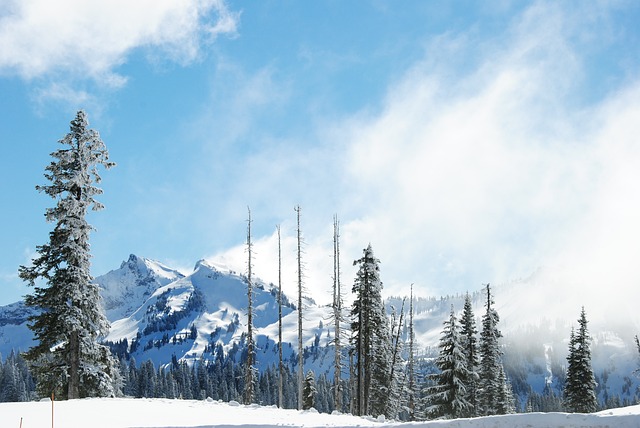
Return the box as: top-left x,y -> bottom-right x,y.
0,0 -> 238,94
205,2 -> 640,311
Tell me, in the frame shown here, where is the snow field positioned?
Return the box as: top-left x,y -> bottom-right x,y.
2,398 -> 639,428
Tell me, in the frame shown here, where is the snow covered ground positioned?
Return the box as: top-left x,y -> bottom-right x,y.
2,398 -> 639,428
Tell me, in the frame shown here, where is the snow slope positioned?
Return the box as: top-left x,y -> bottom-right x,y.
2,397 -> 639,428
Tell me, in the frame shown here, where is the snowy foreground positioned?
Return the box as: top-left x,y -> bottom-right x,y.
3,398 -> 640,428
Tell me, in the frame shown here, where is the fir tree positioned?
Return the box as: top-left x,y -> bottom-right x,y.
459,292 -> 479,416
350,244 -> 392,417
302,370 -> 317,410
497,364 -> 515,414
563,307 -> 597,413
19,110 -> 116,399
477,284 -> 503,415
426,305 -> 473,419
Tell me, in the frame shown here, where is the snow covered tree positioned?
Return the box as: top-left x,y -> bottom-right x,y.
496,364 -> 515,414
477,284 -> 504,415
350,244 -> 392,417
459,292 -> 479,416
563,307 -> 597,413
302,370 -> 317,410
425,305 -> 473,419
19,110 -> 116,399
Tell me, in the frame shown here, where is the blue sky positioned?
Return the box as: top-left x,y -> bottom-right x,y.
1,1 -> 640,309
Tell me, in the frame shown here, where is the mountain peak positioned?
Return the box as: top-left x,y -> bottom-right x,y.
99,254 -> 184,320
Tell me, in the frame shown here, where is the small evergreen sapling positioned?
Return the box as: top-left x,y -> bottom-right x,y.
302,370 -> 317,410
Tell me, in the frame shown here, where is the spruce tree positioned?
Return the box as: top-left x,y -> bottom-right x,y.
459,292 -> 479,416
477,284 -> 503,415
426,305 -> 473,419
350,244 -> 391,417
302,370 -> 317,410
563,307 -> 597,413
19,110 -> 116,399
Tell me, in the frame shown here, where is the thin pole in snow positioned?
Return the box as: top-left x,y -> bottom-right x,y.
51,392 -> 54,428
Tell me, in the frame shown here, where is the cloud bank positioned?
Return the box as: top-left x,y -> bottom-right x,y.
0,0 -> 237,86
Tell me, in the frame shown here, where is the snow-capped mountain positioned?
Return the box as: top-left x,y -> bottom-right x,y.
103,257 -> 316,370
1,255 -> 639,406
98,254 -> 185,320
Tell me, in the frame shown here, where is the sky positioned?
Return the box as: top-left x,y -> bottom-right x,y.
1,0 -> 640,308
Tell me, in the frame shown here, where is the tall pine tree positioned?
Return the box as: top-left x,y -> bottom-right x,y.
563,307 -> 597,413
350,244 -> 391,417
477,284 -> 504,415
19,110 -> 116,399
459,292 -> 479,416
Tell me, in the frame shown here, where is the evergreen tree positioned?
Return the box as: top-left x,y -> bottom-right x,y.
459,292 -> 479,416
563,307 -> 597,413
478,284 -> 503,415
350,244 -> 392,417
425,305 -> 473,419
303,370 -> 317,410
19,110 -> 116,399
497,364 -> 515,414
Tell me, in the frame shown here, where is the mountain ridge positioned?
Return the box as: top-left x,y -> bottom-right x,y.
1,254 -> 638,406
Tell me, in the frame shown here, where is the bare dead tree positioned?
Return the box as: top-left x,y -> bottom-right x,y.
295,205 -> 304,410
332,215 -> 343,411
408,283 -> 416,420
277,224 -> 284,408
244,207 -> 255,405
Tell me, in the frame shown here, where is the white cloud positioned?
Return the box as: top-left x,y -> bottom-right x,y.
203,2 -> 640,308
0,0 -> 237,84
332,2 -> 640,305
169,1 -> 640,313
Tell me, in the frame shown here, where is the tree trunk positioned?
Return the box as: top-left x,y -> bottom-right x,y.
277,225 -> 284,408
295,205 -> 303,410
68,329 -> 80,399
